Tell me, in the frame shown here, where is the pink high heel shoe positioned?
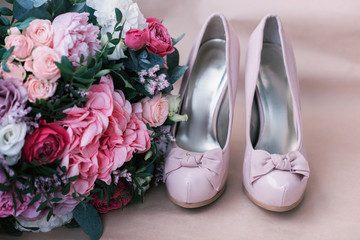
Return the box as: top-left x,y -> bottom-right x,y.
164,13 -> 240,208
242,14 -> 310,212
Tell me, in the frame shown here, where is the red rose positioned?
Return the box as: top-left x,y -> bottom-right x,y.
90,181 -> 132,214
125,29 -> 146,51
23,120 -> 69,164
141,17 -> 175,57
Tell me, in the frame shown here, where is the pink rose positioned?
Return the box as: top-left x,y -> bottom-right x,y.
22,120 -> 70,165
90,181 -> 132,214
140,94 -> 169,127
5,28 -> 34,61
52,12 -> 101,66
23,19 -> 53,47
24,75 -> 57,102
25,46 -> 61,82
142,18 -> 174,57
1,61 -> 26,81
125,29 -> 145,50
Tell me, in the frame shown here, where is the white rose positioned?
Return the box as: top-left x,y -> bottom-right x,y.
16,213 -> 73,232
86,0 -> 147,60
0,122 -> 27,165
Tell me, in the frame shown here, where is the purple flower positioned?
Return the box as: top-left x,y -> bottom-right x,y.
0,78 -> 28,123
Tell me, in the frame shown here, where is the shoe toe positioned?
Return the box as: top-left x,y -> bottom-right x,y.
252,170 -> 307,208
166,167 -> 217,204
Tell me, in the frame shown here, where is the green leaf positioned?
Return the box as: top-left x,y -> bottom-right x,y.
110,38 -> 120,45
0,16 -> 10,26
65,218 -> 80,229
0,7 -> 13,16
33,0 -> 47,7
62,183 -> 70,195
115,8 -> 122,23
5,0 -> 14,4
169,65 -> 188,84
11,192 -> 17,215
3,46 -> 14,60
73,203 -> 102,240
171,33 -> 185,46
50,197 -> 62,202
94,69 -> 111,78
12,17 -> 36,30
0,184 -> 11,192
46,208 -> 53,221
68,175 -> 79,182
167,48 -> 179,70
106,32 -> 112,41
2,61 -> 10,72
111,63 -> 123,70
115,25 -> 123,32
36,201 -> 48,212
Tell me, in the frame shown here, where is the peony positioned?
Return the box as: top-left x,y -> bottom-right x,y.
25,46 -> 61,82
90,181 -> 132,213
142,18 -> 174,57
86,75 -> 114,117
5,28 -> 34,61
22,120 -> 69,165
23,19 -> 53,47
52,12 -> 101,65
86,0 -> 147,60
0,122 -> 27,165
16,212 -> 73,232
0,61 -> 26,81
123,114 -> 151,159
140,94 -> 169,127
24,75 -> 57,103
125,29 -> 145,50
61,152 -> 98,196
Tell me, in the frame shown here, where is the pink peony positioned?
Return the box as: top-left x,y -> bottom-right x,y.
61,152 -> 98,196
142,18 -> 174,57
1,61 -> 26,81
60,106 -> 108,158
125,29 -> 145,50
24,75 -> 57,102
140,94 -> 169,127
52,12 -> 101,66
25,46 -> 61,82
86,75 -> 114,117
90,181 -> 132,214
5,28 -> 34,61
23,19 -> 53,47
123,114 -> 151,160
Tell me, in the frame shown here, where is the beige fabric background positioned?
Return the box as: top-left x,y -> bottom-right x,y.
1,0 -> 360,239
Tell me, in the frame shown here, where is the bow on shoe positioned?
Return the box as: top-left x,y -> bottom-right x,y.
164,146 -> 223,191
250,150 -> 310,183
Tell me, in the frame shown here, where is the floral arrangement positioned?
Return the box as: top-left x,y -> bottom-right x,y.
0,0 -> 187,238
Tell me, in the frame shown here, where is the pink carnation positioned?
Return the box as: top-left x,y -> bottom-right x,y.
52,12 -> 101,66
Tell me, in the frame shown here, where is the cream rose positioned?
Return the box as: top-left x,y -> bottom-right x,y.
25,46 -> 61,82
23,19 -> 54,47
5,28 -> 34,61
0,122 -> 27,165
24,75 -> 57,102
140,94 -> 169,127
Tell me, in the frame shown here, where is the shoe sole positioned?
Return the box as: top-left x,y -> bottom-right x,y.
243,185 -> 304,212
167,185 -> 226,209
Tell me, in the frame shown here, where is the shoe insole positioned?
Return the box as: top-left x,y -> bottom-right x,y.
254,42 -> 298,154
176,39 -> 228,152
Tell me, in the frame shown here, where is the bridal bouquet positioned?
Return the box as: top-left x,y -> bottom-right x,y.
0,0 -> 187,238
